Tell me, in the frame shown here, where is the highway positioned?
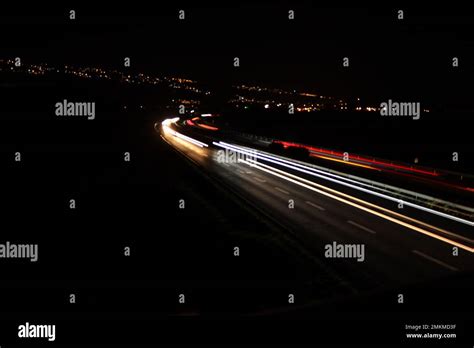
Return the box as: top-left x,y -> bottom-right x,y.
159,117 -> 474,290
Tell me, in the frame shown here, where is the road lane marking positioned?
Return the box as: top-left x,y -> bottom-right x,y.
305,201 -> 325,211
237,169 -> 246,174
412,250 -> 459,272
253,177 -> 267,183
215,141 -> 474,227
347,220 -> 376,234
274,187 -> 290,195
237,158 -> 474,253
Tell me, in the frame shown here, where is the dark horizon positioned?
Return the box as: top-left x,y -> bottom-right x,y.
2,4 -> 474,107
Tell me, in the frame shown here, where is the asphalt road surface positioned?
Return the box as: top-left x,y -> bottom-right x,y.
160,118 -> 474,292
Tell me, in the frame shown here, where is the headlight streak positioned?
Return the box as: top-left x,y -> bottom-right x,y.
236,157 -> 474,253
162,118 -> 208,148
243,158 -> 474,245
215,141 -> 473,227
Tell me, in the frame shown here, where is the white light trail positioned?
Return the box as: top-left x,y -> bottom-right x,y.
215,141 -> 474,227
162,118 -> 208,148
238,158 -> 474,253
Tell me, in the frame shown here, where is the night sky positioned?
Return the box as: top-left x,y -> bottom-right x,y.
2,3 -> 474,107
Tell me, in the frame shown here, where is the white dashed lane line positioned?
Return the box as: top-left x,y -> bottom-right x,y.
253,177 -> 267,183
347,220 -> 377,235
412,250 -> 459,272
274,187 -> 290,195
305,201 -> 326,211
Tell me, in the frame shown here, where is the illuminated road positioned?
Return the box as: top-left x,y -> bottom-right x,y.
160,118 -> 474,288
